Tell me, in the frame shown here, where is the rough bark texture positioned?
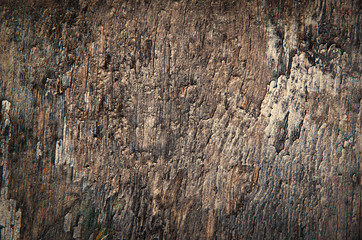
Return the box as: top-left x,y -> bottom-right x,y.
0,0 -> 361,239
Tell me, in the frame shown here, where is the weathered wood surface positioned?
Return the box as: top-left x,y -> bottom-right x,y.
0,0 -> 360,239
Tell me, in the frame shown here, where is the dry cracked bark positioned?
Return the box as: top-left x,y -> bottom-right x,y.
0,0 -> 361,239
